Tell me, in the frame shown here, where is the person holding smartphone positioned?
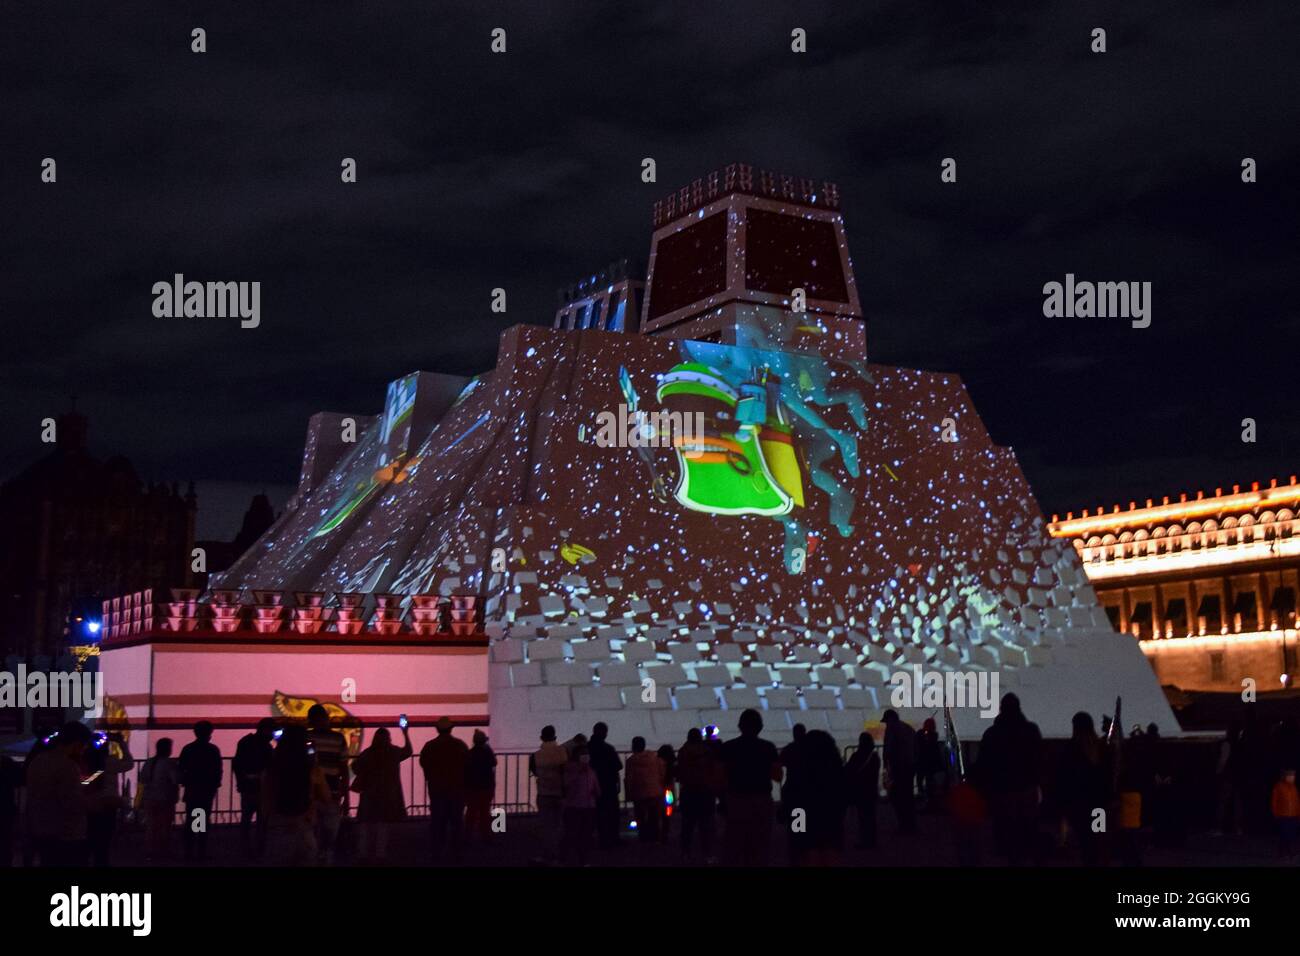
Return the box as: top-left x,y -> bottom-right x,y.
84,731 -> 133,867
350,719 -> 412,863
263,725 -> 330,865
24,722 -> 95,866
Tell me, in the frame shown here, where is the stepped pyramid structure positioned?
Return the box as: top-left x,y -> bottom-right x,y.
204,163 -> 1175,749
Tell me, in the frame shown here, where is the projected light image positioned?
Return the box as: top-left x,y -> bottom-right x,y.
381,373 -> 419,453
626,333 -> 870,575
23,2 -> 1286,892
311,447 -> 422,540
201,163 -> 1178,750
310,373 -> 426,538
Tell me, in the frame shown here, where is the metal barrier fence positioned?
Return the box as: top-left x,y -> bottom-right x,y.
126,751 -> 633,824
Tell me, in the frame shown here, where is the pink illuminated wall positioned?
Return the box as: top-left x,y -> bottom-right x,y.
100,635 -> 488,813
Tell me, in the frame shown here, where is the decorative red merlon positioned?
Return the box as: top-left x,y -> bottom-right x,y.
101,587 -> 485,643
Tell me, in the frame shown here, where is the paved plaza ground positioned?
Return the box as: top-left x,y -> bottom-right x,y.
79,805 -> 1290,869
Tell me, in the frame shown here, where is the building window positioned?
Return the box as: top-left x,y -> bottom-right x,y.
1164,597 -> 1188,638
645,212 -> 727,320
1198,594 -> 1222,635
1130,601 -> 1153,640
1271,587 -> 1297,630
1233,591 -> 1258,632
1210,652 -> 1225,682
604,293 -> 624,331
744,208 -> 850,303
631,287 -> 644,329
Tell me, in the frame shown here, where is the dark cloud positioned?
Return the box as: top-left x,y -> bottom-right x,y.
1,0 -> 1296,538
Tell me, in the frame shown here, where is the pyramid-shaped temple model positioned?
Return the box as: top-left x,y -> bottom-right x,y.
189,164 -> 1175,749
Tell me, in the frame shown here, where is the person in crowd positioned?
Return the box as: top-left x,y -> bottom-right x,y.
656,743 -> 677,844
25,722 -> 93,865
1055,712 -> 1110,866
780,723 -> 810,862
881,710 -> 917,834
1270,768 -> 1300,860
781,724 -> 809,798
973,693 -> 1043,865
1237,709 -> 1272,834
420,716 -> 469,862
84,731 -> 132,867
721,709 -> 781,866
676,728 -> 719,862
529,724 -> 567,864
798,730 -> 848,866
465,729 -> 498,840
1145,723 -> 1183,848
1123,719 -> 1155,824
588,722 -> 623,850
351,723 -> 412,863
138,736 -> 180,862
306,704 -> 350,864
845,732 -> 881,849
178,720 -> 223,862
1213,723 -> 1241,837
947,762 -> 988,866
19,726 -> 56,866
232,718 -> 276,857
916,717 -> 945,807
705,729 -> 726,781
263,725 -> 329,865
0,754 -> 20,867
625,736 -> 666,844
561,736 -> 600,865
1110,720 -> 1144,868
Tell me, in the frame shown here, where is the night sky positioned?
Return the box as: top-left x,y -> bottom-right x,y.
3,0 -> 1296,539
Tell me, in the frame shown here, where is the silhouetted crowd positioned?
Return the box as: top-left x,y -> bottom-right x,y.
3,695 -> 1299,867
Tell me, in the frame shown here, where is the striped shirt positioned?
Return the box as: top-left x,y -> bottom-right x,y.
307,728 -> 349,799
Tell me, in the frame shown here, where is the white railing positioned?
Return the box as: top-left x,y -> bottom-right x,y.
1079,530 -> 1298,581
